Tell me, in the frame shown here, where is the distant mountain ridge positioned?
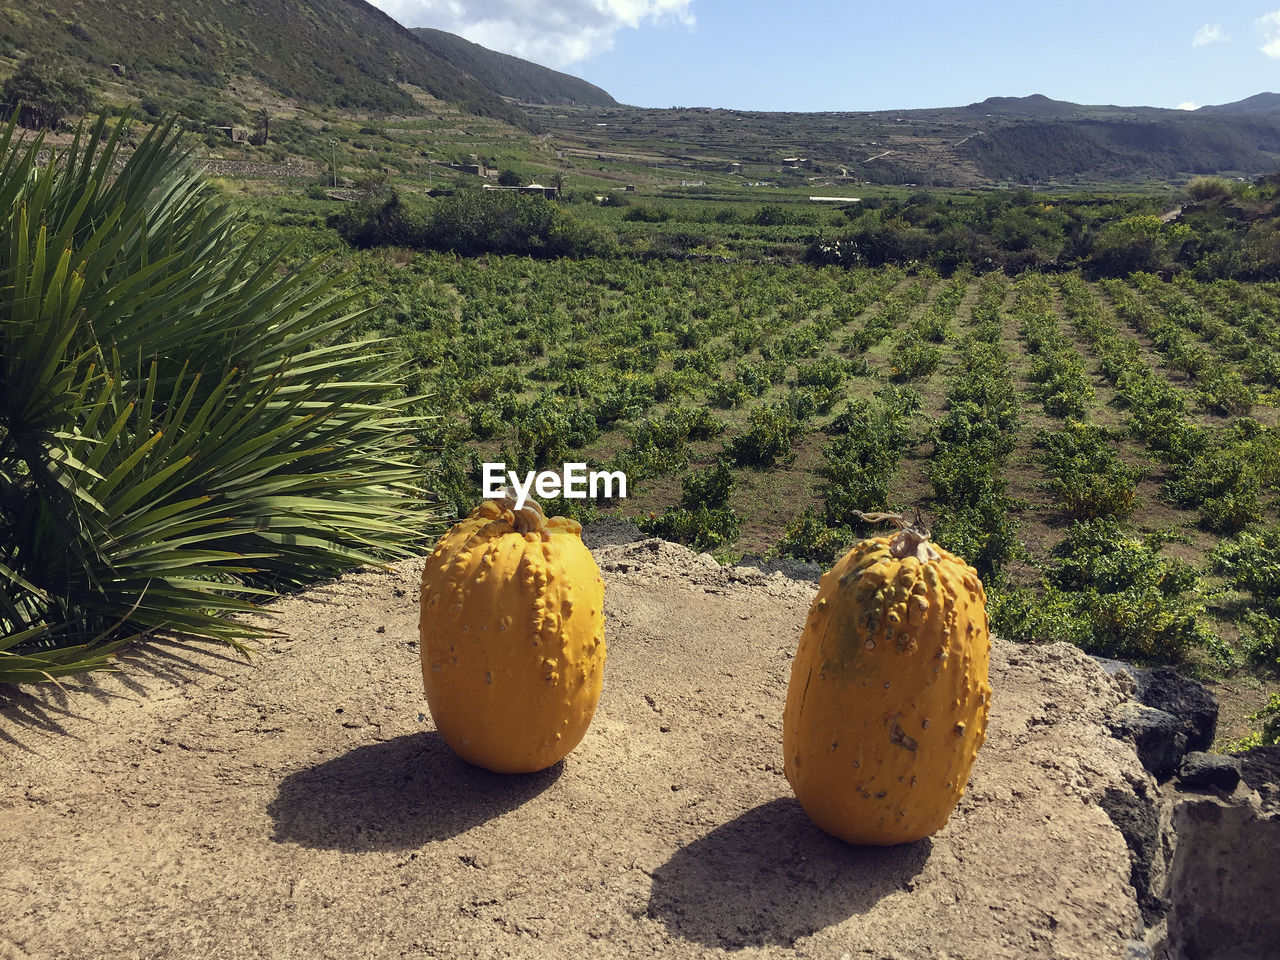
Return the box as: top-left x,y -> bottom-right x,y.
1200,92 -> 1280,114
410,28 -> 616,107
3,2 -> 1278,188
948,92 -> 1280,118
941,94 -> 1280,182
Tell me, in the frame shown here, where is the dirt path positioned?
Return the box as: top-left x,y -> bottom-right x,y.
1,540 -> 1154,959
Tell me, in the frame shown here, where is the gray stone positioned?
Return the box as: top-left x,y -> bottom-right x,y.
1133,668 -> 1218,753
1099,785 -> 1170,925
1093,656 -> 1135,676
1164,794 -> 1280,960
579,516 -> 644,550
1177,752 -> 1241,792
734,553 -> 822,582
1109,702 -> 1185,781
1234,744 -> 1280,810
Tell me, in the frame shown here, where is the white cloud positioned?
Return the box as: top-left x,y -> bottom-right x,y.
1258,11 -> 1280,58
1192,23 -> 1226,47
1176,101 -> 1200,111
368,0 -> 695,67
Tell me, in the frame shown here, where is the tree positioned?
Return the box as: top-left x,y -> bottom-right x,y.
255,107 -> 270,144
0,56 -> 93,129
0,116 -> 435,683
549,170 -> 568,199
1087,215 -> 1192,278
497,168 -> 522,187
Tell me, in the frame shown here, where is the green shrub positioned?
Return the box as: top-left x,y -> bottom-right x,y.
638,462 -> 740,551
927,447 -> 1005,509
935,400 -> 1016,459
729,403 -> 802,467
1213,528 -> 1280,670
1212,527 -> 1280,607
931,502 -> 1022,582
623,204 -> 671,223
776,513 -> 852,565
334,187 -> 617,259
1228,693 -> 1280,751
1164,447 -> 1265,533
988,585 -> 1095,649
638,505 -> 740,552
1026,521 -> 1224,665
0,56 -> 93,129
680,460 -> 734,510
510,398 -> 599,465
709,379 -> 749,409
1237,614 -> 1280,672
1035,422 -> 1141,521
328,179 -> 425,248
889,332 -> 941,381
796,354 -> 852,390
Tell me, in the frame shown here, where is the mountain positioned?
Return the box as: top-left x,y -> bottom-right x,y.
959,113 -> 1280,182
0,0 -> 526,125
410,28 -> 616,107
908,94 -> 1280,180
952,93 -> 1124,119
1200,93 -> 1280,114
527,90 -> 1280,188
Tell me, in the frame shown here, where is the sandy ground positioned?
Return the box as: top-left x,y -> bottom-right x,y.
1,539 -> 1155,960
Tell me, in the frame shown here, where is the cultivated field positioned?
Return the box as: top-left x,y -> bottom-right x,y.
319,246 -> 1280,680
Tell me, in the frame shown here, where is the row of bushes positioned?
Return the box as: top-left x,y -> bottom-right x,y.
805,179 -> 1280,281
330,183 -> 617,259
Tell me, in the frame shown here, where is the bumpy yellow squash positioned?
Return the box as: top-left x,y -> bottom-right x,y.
783,512 -> 991,845
420,496 -> 606,773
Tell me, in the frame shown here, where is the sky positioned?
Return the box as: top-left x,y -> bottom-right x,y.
365,1 -> 1280,112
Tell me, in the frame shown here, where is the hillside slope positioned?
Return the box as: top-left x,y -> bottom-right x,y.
960,113 -> 1280,181
411,27 -> 616,107
528,91 -> 1280,187
1201,92 -> 1280,114
0,0 -> 526,124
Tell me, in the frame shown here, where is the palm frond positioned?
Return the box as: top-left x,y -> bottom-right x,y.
0,113 -> 440,685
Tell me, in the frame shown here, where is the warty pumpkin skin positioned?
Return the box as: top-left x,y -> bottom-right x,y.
420,496 -> 606,774
783,516 -> 991,845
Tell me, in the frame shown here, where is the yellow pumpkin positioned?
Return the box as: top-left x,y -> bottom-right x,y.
783,512 -> 991,845
420,496 -> 606,773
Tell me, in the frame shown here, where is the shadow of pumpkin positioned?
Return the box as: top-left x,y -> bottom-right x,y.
267,731 -> 562,852
647,796 -> 931,948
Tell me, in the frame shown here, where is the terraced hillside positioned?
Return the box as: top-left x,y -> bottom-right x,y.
524,97 -> 1280,188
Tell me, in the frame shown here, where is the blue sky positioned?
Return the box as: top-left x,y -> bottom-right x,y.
368,1 -> 1279,112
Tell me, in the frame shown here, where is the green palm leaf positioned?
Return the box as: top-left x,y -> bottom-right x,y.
0,114 -> 440,685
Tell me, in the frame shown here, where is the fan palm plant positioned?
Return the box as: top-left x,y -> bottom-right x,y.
0,115 -> 436,684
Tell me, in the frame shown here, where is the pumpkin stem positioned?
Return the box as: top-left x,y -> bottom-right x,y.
491,491 -> 550,539
853,509 -> 941,563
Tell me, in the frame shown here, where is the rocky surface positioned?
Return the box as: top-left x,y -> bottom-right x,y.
1177,753 -> 1241,793
1163,794 -> 1280,960
200,158 -> 320,178
0,538 -> 1261,960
